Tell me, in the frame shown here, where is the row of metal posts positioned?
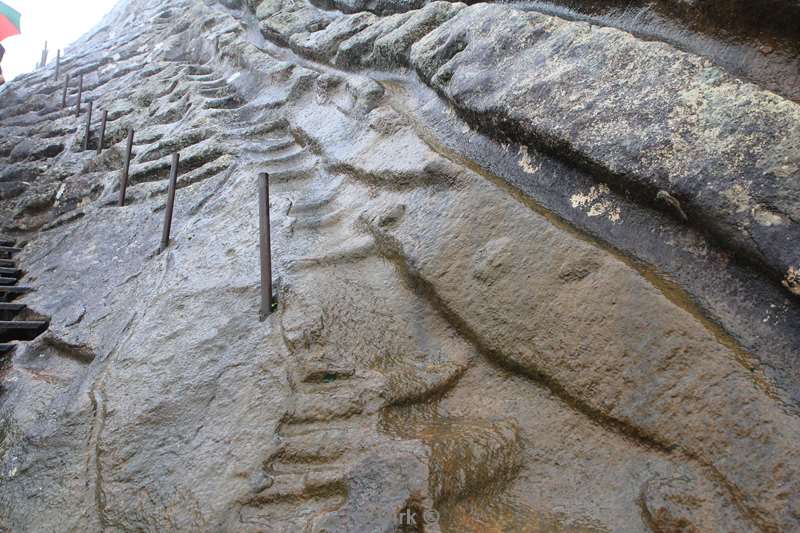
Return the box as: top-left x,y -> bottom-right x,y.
58,49 -> 276,319
118,143 -> 274,317
67,74 -> 110,155
38,42 -> 62,79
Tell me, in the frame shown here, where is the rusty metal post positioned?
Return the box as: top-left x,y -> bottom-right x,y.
54,49 -> 60,80
159,153 -> 180,253
75,74 -> 83,117
40,41 -> 48,70
258,172 -> 274,319
118,129 -> 134,206
61,73 -> 70,108
82,100 -> 93,151
97,110 -> 108,155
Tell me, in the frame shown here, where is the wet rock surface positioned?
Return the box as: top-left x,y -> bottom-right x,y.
0,0 -> 798,531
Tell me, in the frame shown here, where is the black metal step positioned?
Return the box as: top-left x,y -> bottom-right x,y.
0,343 -> 15,353
0,239 -> 15,247
0,267 -> 20,276
0,303 -> 25,312
0,260 -> 17,267
0,276 -> 17,285
0,246 -> 22,254
0,320 -> 48,330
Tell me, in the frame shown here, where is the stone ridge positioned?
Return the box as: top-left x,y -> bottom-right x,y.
253,0 -> 800,297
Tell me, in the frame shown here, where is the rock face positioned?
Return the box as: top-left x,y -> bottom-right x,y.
414,4 -> 800,282
0,0 -> 798,532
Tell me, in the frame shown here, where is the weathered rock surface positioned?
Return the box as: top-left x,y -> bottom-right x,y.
0,0 -> 798,531
410,4 -> 800,293
256,0 -> 800,297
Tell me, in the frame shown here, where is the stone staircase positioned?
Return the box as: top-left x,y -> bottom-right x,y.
0,238 -> 48,354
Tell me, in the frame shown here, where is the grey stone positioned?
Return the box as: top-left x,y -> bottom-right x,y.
335,11 -> 413,67
409,4 -> 800,294
289,11 -> 377,61
0,0 -> 798,531
370,1 -> 462,68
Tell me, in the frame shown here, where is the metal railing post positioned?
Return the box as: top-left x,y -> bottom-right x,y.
40,41 -> 48,70
82,100 -> 93,151
75,74 -> 83,117
258,172 -> 274,319
119,129 -> 134,206
159,153 -> 180,253
97,110 -> 108,155
61,73 -> 70,108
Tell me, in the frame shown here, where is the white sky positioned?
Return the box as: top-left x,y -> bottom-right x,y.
1,0 -> 119,81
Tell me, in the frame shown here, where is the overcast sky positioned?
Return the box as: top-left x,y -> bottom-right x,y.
2,0 -> 119,81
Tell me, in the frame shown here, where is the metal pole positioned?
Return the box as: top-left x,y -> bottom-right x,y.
159,153 -> 180,253
258,172 -> 274,319
62,73 -> 70,108
75,74 -> 83,117
40,41 -> 48,70
54,50 -> 60,80
118,129 -> 134,206
82,100 -> 93,151
97,110 -> 108,155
